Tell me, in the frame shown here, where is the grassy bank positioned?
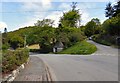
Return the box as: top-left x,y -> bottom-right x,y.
58,40 -> 97,55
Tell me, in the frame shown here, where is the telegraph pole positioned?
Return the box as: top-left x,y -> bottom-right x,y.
0,31 -> 2,50
24,35 -> 26,48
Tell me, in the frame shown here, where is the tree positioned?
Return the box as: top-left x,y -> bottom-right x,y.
102,14 -> 120,36
9,35 -> 24,49
2,28 -> 10,50
91,18 -> 101,25
2,28 -> 8,44
105,1 -> 120,18
4,28 -> 7,33
35,19 -> 54,27
59,2 -> 81,28
105,2 -> 114,18
84,18 -> 102,37
113,1 -> 120,17
71,2 -> 77,11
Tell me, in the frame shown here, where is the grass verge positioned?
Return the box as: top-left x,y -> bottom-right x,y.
58,40 -> 97,55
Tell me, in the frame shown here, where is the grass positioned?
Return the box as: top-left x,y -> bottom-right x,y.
59,40 -> 97,55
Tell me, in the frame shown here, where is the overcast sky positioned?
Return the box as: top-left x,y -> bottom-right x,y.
0,0 -> 117,32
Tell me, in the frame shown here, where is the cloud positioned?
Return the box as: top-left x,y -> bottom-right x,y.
15,2 -> 94,29
2,0 -> 53,2
58,3 -> 71,11
0,22 -> 7,32
45,11 -> 63,27
17,1 -> 52,28
0,22 -> 7,29
41,0 -> 52,5
81,12 -> 91,25
21,1 -> 52,11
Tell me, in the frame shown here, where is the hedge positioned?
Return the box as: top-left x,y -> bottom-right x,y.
2,48 -> 29,74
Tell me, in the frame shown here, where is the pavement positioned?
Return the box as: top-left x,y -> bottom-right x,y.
14,40 -> 119,81
13,56 -> 52,81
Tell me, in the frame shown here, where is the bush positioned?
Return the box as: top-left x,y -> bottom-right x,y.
2,43 -> 10,50
92,34 -> 118,46
2,48 -> 29,73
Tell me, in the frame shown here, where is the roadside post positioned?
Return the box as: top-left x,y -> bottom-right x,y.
116,37 -> 120,47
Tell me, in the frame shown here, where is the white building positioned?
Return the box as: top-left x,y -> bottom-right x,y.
53,41 -> 64,53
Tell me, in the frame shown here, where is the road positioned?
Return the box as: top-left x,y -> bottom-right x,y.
30,40 -> 119,81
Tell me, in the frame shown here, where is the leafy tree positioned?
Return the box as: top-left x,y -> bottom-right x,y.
9,34 -> 24,49
35,19 -> 54,27
102,14 -> 120,36
91,18 -> 101,25
105,2 -> 114,18
113,1 -> 120,17
59,2 -> 81,28
84,18 -> 102,37
105,1 -> 120,18
71,2 -> 77,11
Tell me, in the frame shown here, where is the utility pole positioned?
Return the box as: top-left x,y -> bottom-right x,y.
0,31 -> 2,50
24,35 -> 26,48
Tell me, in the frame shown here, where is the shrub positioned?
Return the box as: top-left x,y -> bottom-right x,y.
92,34 -> 118,46
2,48 -> 29,73
2,43 -> 10,50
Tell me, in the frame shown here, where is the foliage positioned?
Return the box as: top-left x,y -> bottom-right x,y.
93,1 -> 120,47
8,34 -> 24,49
2,48 -> 29,73
5,24 -> 86,53
34,19 -> 54,27
105,2 -> 114,18
84,18 -> 102,37
113,1 -> 120,17
3,2 -> 87,53
93,11 -> 120,47
59,2 -> 81,28
105,1 -> 120,18
59,40 -> 97,55
92,34 -> 112,46
55,27 -> 86,48
2,43 -> 10,50
102,14 -> 120,36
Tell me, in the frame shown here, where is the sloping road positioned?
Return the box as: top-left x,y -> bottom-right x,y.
31,40 -> 119,81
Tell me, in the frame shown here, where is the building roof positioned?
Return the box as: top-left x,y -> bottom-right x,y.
54,41 -> 64,48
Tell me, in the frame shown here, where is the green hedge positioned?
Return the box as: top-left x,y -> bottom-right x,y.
92,34 -> 118,46
2,48 -> 29,74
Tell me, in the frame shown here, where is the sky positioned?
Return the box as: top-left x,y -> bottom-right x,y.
0,0 -> 117,32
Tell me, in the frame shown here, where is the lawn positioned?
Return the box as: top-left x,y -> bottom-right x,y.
59,40 -> 97,55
